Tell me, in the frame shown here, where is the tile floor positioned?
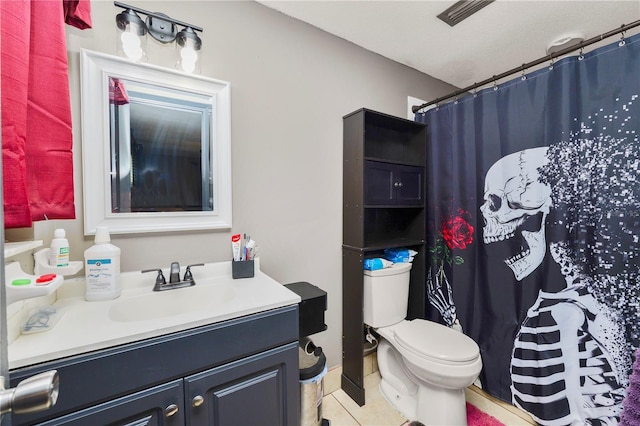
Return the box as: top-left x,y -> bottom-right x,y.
321,354 -> 536,426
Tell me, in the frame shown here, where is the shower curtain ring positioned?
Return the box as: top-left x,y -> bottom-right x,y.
521,66 -> 527,81
619,28 -> 626,47
492,78 -> 498,91
472,85 -> 478,98
549,56 -> 555,70
578,47 -> 584,61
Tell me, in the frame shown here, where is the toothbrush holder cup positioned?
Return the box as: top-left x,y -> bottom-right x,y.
232,260 -> 254,279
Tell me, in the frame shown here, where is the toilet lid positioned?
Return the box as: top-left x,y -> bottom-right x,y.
363,262 -> 412,277
393,320 -> 479,363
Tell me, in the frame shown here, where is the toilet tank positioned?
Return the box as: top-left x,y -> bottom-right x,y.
363,262 -> 412,328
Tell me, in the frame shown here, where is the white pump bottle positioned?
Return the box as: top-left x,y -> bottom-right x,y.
84,227 -> 121,301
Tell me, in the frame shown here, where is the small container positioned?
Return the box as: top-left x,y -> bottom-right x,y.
232,260 -> 254,279
49,229 -> 70,267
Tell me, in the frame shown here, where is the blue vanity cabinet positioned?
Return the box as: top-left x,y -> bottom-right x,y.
9,305 -> 300,426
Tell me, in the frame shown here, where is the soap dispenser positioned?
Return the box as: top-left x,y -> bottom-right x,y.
84,227 -> 121,301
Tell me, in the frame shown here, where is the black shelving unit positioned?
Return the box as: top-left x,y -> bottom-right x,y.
342,108 -> 427,406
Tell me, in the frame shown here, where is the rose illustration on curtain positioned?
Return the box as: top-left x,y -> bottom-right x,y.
427,209 -> 474,327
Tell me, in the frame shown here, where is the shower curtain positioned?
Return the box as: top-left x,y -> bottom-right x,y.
416,32 -> 640,425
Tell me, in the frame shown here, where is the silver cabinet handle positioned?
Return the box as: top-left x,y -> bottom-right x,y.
165,403 -> 179,417
398,182 -> 403,187
192,395 -> 204,407
394,182 -> 399,187
0,370 -> 59,415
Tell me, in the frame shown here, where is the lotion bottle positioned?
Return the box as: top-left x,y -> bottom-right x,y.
84,227 -> 121,301
49,228 -> 70,267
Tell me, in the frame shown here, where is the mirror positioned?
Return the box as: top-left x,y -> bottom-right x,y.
109,77 -> 213,214
80,49 -> 231,234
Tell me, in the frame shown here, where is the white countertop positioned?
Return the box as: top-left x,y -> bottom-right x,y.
9,260 -> 301,369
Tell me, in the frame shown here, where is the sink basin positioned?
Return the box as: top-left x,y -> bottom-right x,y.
109,283 -> 235,322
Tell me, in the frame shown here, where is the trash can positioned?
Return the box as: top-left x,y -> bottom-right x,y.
284,282 -> 330,426
299,337 -> 329,426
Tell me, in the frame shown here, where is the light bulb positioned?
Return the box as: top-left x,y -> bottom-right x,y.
121,31 -> 143,62
180,45 -> 198,74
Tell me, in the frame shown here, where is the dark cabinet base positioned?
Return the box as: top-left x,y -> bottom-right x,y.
10,307 -> 300,426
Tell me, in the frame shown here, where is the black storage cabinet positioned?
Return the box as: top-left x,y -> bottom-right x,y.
342,108 -> 427,406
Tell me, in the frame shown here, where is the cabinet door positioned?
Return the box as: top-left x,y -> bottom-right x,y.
394,164 -> 423,206
36,380 -> 185,426
185,344 -> 299,426
364,160 -> 395,205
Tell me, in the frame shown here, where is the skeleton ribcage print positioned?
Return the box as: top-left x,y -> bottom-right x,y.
511,285 -> 625,425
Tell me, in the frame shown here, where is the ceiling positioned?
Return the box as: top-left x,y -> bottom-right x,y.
257,1 -> 640,91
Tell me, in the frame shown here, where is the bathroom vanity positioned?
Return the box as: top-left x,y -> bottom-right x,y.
7,260 -> 301,425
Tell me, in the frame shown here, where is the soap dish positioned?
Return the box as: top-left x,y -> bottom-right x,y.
33,248 -> 84,276
22,305 -> 63,335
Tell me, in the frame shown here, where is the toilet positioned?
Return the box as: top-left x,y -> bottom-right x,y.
364,262 -> 482,426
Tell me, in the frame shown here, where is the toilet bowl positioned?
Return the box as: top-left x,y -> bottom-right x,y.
363,262 -> 482,426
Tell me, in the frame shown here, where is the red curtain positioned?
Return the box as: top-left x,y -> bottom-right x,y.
1,0 -> 91,228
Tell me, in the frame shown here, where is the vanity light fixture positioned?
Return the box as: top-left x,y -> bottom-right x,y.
114,1 -> 203,73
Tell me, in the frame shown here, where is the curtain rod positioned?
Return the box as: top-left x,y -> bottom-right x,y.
412,19 -> 640,114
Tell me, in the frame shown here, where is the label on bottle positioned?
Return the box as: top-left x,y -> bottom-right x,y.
49,247 -> 70,267
86,258 -> 115,292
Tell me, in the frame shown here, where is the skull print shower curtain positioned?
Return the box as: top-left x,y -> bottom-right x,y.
415,32 -> 640,425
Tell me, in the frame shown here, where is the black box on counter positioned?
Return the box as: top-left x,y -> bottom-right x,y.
284,281 -> 327,337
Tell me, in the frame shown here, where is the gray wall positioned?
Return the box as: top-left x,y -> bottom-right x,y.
33,0 -> 456,369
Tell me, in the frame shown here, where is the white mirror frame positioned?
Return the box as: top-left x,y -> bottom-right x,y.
80,49 -> 232,235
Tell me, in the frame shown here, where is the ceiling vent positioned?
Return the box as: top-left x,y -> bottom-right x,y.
437,0 -> 495,27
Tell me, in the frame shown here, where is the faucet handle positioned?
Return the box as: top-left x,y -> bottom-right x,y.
184,264 -> 204,282
141,268 -> 167,286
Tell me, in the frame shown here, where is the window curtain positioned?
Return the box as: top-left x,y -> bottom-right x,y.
1,0 -> 91,228
416,32 -> 640,425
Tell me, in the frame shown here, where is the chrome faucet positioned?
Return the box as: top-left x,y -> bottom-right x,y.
142,263 -> 204,291
169,262 -> 181,284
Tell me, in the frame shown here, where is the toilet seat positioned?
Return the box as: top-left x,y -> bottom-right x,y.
391,320 -> 479,364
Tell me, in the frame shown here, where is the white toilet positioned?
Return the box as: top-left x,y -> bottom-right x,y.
364,262 -> 482,426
